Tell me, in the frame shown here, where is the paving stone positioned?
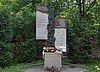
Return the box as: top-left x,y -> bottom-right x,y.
24,65 -> 86,72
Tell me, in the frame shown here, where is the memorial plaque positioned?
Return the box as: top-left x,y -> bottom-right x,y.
54,28 -> 66,52
36,6 -> 48,40
55,18 -> 66,28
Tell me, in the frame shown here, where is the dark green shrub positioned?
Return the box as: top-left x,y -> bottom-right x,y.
97,26 -> 100,46
0,43 -> 13,67
9,4 -> 39,63
0,10 -> 13,67
67,15 -> 94,63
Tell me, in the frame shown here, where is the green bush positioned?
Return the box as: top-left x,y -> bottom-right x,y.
0,10 -> 13,67
9,2 -> 39,63
0,0 -> 39,66
67,34 -> 91,63
97,26 -> 100,46
67,14 -> 95,63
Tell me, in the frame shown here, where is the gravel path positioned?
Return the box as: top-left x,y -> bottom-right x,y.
24,65 -> 86,72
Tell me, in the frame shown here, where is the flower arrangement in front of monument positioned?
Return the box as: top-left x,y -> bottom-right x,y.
43,47 -> 56,52
45,66 -> 60,72
43,47 -> 61,72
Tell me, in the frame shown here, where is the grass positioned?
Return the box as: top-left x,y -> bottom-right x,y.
0,66 -> 23,72
62,57 -> 100,72
0,58 -> 100,72
82,58 -> 100,72
0,60 -> 43,72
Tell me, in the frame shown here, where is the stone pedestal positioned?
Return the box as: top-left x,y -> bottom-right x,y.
44,52 -> 62,69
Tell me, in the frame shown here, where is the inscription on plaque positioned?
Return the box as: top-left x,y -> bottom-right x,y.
54,29 -> 66,52
36,6 -> 48,40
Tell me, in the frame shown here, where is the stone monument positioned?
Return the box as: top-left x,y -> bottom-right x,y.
36,4 -> 66,72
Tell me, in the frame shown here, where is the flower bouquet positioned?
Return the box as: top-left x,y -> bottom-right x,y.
43,47 -> 56,52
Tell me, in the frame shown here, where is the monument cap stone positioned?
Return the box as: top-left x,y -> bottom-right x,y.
55,18 -> 66,28
36,6 -> 48,13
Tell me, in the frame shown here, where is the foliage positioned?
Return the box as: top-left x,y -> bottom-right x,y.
0,66 -> 23,72
0,59 -> 43,72
38,0 -> 100,63
0,9 -> 13,67
97,26 -> 100,45
0,0 -> 100,67
83,58 -> 100,72
0,58 -> 100,72
9,0 -> 39,63
0,0 -> 39,67
66,0 -> 100,63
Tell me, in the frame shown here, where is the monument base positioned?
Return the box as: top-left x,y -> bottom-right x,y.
44,52 -> 62,70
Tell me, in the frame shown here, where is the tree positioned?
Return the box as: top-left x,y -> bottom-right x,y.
0,0 -> 99,67
39,0 -> 99,63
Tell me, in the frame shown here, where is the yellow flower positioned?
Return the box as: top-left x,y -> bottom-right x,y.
43,47 -> 46,50
97,67 -> 100,71
46,49 -> 49,52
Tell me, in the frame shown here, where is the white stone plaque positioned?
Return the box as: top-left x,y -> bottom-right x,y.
54,29 -> 66,52
36,10 -> 48,40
